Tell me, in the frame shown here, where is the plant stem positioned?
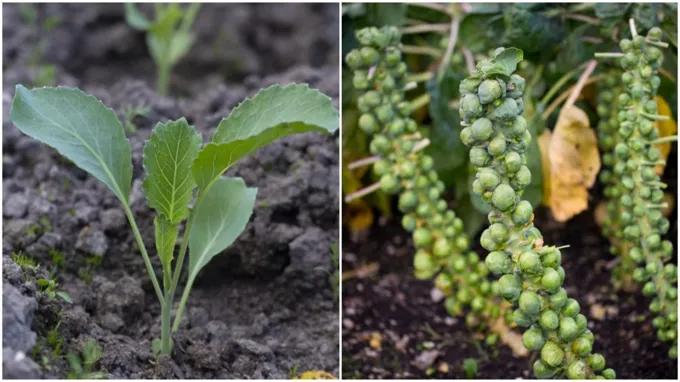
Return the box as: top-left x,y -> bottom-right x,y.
344,182 -> 381,202
410,93 -> 431,111
540,62 -> 588,106
649,135 -> 678,144
157,62 -> 171,97
594,52 -> 624,58
401,45 -> 442,57
400,23 -> 449,35
438,14 -> 460,81
406,72 -> 433,83
123,205 -> 164,305
172,274 -> 196,332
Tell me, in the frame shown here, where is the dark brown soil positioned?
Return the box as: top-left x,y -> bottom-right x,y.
342,150 -> 678,378
3,3 -> 339,379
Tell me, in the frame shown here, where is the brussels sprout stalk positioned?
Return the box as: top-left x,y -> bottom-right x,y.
346,26 -> 507,336
460,47 -> 615,379
595,20 -> 678,359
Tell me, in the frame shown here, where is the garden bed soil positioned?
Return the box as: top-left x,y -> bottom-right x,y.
2,3 -> 339,379
342,147 -> 678,379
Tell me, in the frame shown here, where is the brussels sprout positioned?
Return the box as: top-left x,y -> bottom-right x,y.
562,298 -> 580,317
558,317 -> 579,341
512,200 -> 533,225
471,295 -> 486,312
460,77 -> 482,95
504,151 -> 522,172
513,308 -> 534,327
567,360 -> 587,379
549,288 -> 568,310
460,94 -> 484,119
488,222 -> 509,242
540,341 -> 565,367
523,326 -> 546,351
398,191 -> 419,212
455,235 -> 470,251
498,274 -> 522,301
470,117 -> 494,141
513,166 -> 532,189
587,353 -> 606,372
402,215 -> 417,232
478,168 -> 501,191
541,268 -> 562,292
489,98 -> 519,121
374,104 -> 394,123
491,184 -> 517,211
414,249 -> 435,272
519,291 -> 541,316
507,74 -> 525,99
433,238 -> 452,258
413,228 -> 433,249
478,79 -> 503,104
575,313 -> 588,332
470,147 -> 491,167
519,251 -> 542,275
533,360 -> 556,378
602,368 -> 616,379
435,273 -> 453,291
385,47 -> 401,67
539,247 -> 562,269
486,251 -> 512,275
539,309 -> 559,330
460,127 -> 475,146
487,135 -> 507,156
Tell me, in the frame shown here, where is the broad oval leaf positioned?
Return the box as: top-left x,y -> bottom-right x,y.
142,118 -> 202,223
10,85 -> 132,204
188,177 -> 257,280
192,83 -> 338,191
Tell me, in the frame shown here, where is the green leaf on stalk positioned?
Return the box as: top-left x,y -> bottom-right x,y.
10,85 -> 132,204
478,48 -> 524,79
154,215 -> 178,271
142,118 -> 201,223
56,291 -> 73,304
192,83 -> 338,191
188,177 -> 257,280
124,3 -> 151,30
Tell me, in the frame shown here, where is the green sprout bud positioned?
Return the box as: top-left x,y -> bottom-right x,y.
380,174 -> 400,194
533,360 -> 556,379
413,228 -> 432,249
602,368 -> 616,379
550,288 -> 568,310
507,74 -> 525,99
488,135 -> 507,156
398,191 -> 419,212
498,274 -> 522,301
488,222 -> 509,242
486,251 -> 512,275
588,353 -> 606,372
479,168 -> 501,191
460,94 -> 483,119
562,298 -> 580,317
513,166 -> 532,189
519,291 -> 541,316
491,184 -> 517,211
540,341 -> 565,367
478,79 -> 503,104
460,77 -> 482,95
559,316 -> 580,341
567,360 -> 587,379
401,215 -> 417,232
539,309 -> 559,330
575,313 -> 587,332
480,229 -> 501,251
523,326 -> 546,351
460,127 -> 475,146
513,308 -> 534,327
541,268 -> 562,292
374,104 -> 394,123
385,47 -> 401,66
360,47 -> 379,66
489,98 -> 519,121
540,247 -> 561,268
433,238 -> 452,258
505,151 -> 522,172
470,117 -> 494,141
519,251 -> 542,275
470,147 -> 491,167
512,200 -> 533,225
414,249 -> 435,270
387,119 -> 406,136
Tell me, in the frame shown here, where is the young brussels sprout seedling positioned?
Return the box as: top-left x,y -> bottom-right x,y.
460,48 -> 615,379
345,26 -> 506,335
10,83 -> 338,356
125,3 -> 201,96
595,20 -> 677,360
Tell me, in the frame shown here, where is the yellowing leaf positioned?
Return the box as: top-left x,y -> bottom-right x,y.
653,96 -> 677,176
294,371 -> 337,380
546,106 -> 600,222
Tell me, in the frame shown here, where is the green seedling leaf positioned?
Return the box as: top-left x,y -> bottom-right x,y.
154,215 -> 178,271
478,48 -> 524,79
192,84 -> 338,191
10,85 -> 133,204
188,177 -> 257,280
124,3 -> 151,30
56,291 -> 73,304
142,118 -> 201,223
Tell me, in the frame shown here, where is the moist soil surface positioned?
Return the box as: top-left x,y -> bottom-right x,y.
342,155 -> 678,377
2,3 -> 339,379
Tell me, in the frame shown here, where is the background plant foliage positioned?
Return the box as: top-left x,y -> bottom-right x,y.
342,2 -> 677,237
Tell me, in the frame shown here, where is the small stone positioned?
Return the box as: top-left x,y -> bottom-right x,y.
76,227 -> 108,256
3,193 -> 29,218
2,283 -> 37,353
100,208 -> 126,233
99,313 -> 124,333
2,349 -> 40,379
232,339 -> 274,361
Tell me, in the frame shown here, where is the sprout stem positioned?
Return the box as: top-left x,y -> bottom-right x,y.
649,135 -> 678,144
407,2 -> 453,16
542,74 -> 605,119
641,112 -> 671,121
594,52 -> 625,58
564,59 -> 597,110
438,14 -> 460,81
565,13 -> 600,26
344,182 -> 381,202
348,155 -> 380,169
402,45 -> 443,57
629,18 -> 637,38
123,205 -> 164,305
410,93 -> 431,111
400,23 -> 450,34
412,138 -> 431,153
541,62 -> 588,106
646,39 -> 670,48
461,46 -> 475,75
406,71 -> 434,83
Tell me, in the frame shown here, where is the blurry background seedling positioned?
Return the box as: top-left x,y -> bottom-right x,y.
125,3 -> 201,96
66,339 -> 107,379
